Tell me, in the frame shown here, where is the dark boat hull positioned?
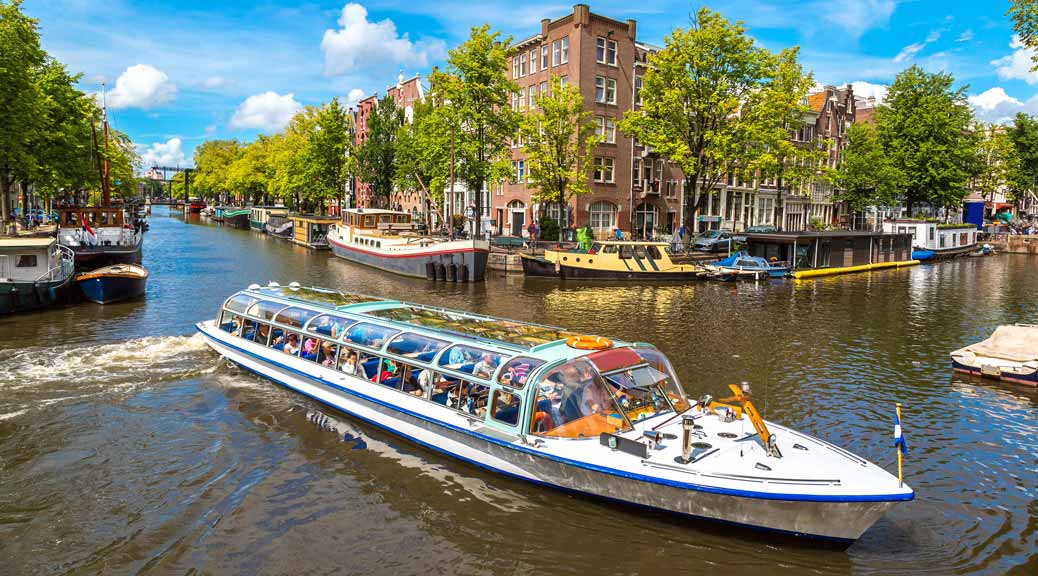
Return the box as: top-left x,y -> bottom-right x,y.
520,253 -> 560,277
558,264 -> 704,281
77,273 -> 147,304
69,239 -> 143,272
226,214 -> 250,229
0,274 -> 76,315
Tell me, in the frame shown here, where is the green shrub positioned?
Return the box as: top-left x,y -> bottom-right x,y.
539,217 -> 560,241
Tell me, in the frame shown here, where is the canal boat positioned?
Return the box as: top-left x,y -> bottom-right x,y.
250,206 -> 289,232
0,238 -> 76,315
75,263 -> 148,304
521,241 -> 707,281
56,206 -> 143,272
291,214 -> 339,249
186,198 -> 206,213
210,206 -> 225,222
882,220 -> 978,259
950,324 -> 1038,386
223,208 -> 251,230
265,215 -> 293,238
704,251 -> 790,279
197,283 -> 913,541
327,209 -> 489,281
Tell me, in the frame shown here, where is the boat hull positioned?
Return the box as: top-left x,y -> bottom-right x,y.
197,321 -> 895,541
0,275 -> 76,315
951,357 -> 1038,386
519,253 -> 560,277
329,236 -> 489,281
68,240 -> 142,272
558,263 -> 702,281
77,272 -> 147,304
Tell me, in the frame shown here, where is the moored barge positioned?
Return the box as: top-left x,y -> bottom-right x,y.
197,283 -> 912,541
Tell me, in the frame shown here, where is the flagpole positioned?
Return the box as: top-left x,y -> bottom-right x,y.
896,402 -> 903,488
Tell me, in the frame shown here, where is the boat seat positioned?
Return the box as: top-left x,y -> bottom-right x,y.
416,350 -> 438,362
494,406 -> 519,424
431,392 -> 449,405
361,358 -> 380,379
458,363 -> 475,374
272,343 -> 285,351
302,352 -> 317,361
244,330 -> 256,340
220,322 -> 236,332
382,377 -> 399,388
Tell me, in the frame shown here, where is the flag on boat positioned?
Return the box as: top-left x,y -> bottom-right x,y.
893,411 -> 908,455
79,212 -> 97,245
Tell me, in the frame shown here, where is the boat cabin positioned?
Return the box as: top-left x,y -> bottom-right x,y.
215,285 -> 690,439
250,206 -> 289,230
881,220 -> 977,253
743,231 -> 913,269
343,209 -> 415,235
291,215 -> 339,249
0,238 -> 61,282
57,207 -> 127,229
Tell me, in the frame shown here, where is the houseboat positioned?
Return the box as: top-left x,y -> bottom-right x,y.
186,198 -> 206,213
56,206 -> 143,271
881,220 -> 978,259
521,241 -> 707,280
197,283 -> 913,541
327,209 -> 489,281
250,206 -> 289,232
0,238 -> 76,315
223,208 -> 251,230
951,324 -> 1038,386
291,214 -> 339,249
210,206 -> 225,222
265,215 -> 293,238
742,231 -> 916,278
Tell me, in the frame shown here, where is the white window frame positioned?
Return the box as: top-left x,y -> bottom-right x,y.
605,117 -> 616,144
606,78 -> 616,104
593,157 -> 615,183
607,39 -> 617,66
518,89 -> 526,111
595,76 -> 606,103
529,85 -> 537,109
596,37 -> 607,64
589,201 -> 617,230
552,40 -> 560,66
539,80 -> 548,97
512,56 -> 519,79
541,44 -> 549,69
529,49 -> 537,74
519,53 -> 527,77
561,36 -> 569,64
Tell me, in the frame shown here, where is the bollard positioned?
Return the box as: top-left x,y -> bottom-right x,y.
458,264 -> 469,283
425,261 -> 436,280
435,262 -> 446,281
446,263 -> 457,282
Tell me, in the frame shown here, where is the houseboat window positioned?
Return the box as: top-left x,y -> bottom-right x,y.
386,333 -> 449,360
939,235 -> 946,248
531,359 -> 630,438
438,345 -> 505,379
100,211 -> 109,226
220,312 -> 243,335
345,322 -> 400,349
64,211 -> 77,225
224,293 -> 259,314
274,306 -> 319,329
490,389 -> 521,426
307,314 -> 354,338
929,227 -> 935,241
602,244 -> 618,254
646,245 -> 662,259
364,215 -> 375,227
15,255 -> 37,267
634,246 -> 648,259
379,214 -> 392,223
497,357 -> 545,389
246,300 -> 287,321
619,245 -> 633,259
633,346 -> 689,411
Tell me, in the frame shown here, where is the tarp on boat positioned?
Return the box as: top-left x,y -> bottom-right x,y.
966,325 -> 1038,363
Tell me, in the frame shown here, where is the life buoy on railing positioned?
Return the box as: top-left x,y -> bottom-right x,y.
565,335 -> 614,350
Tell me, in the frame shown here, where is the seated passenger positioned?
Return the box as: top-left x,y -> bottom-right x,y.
472,353 -> 498,379
302,337 -> 318,357
373,359 -> 398,383
339,351 -> 362,376
283,333 -> 300,355
256,324 -> 270,343
320,342 -> 337,367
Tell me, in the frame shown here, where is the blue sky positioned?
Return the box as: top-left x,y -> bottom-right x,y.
23,0 -> 1038,168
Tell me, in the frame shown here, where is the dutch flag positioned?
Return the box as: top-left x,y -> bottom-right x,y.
894,412 -> 908,455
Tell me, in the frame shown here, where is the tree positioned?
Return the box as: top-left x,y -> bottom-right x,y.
226,135 -> 274,205
619,8 -> 783,227
356,93 -> 403,206
432,24 -> 520,234
833,123 -> 902,214
0,0 -> 45,218
1009,0 -> 1038,70
395,97 -> 454,228
876,66 -> 977,215
973,124 -> 1016,204
306,99 -> 353,212
520,76 -> 601,223
1008,112 -> 1038,201
193,139 -> 241,202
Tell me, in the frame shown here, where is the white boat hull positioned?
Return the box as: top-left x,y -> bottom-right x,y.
198,320 -> 903,541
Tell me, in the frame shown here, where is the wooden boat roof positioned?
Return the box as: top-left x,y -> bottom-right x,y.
0,237 -> 55,248
344,208 -> 408,216
592,240 -> 670,247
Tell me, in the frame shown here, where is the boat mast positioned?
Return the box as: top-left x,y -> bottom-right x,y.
101,83 -> 112,208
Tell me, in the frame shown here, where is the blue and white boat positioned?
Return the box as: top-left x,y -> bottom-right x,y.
705,251 -> 790,279
196,283 -> 912,541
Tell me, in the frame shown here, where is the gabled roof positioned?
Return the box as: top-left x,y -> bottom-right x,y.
807,92 -> 827,113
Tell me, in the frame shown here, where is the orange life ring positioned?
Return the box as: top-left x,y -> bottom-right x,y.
565,335 -> 614,350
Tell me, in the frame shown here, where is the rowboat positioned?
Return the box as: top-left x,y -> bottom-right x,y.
951,324 -> 1038,385
76,263 -> 148,304
196,283 -> 912,541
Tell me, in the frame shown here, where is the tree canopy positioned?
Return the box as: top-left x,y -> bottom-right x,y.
356,94 -> 403,206
833,123 -> 902,212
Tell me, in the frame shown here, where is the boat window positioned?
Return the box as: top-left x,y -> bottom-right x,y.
392,362 -> 431,397
591,243 -> 603,254
440,378 -> 490,417
246,300 -> 287,321
100,211 -> 109,226
224,293 -> 260,314
312,339 -> 338,367
220,312 -> 243,335
736,259 -> 755,267
345,322 -> 400,349
634,246 -> 648,259
242,320 -> 260,342
602,245 -> 618,254
530,359 -> 630,438
497,357 -> 545,389
270,329 -> 302,355
633,346 -> 689,412
307,314 -> 355,338
619,245 -> 633,259
252,323 -> 272,345
364,215 -> 374,227
338,347 -> 375,379
379,214 -> 392,223
438,345 -> 505,379
386,333 -> 449,360
371,357 -> 401,385
646,245 -> 662,259
602,365 -> 674,423
274,306 -> 319,329
490,389 -> 521,426
15,255 -> 37,267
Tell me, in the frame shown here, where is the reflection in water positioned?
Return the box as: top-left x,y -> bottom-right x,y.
1,206 -> 1037,574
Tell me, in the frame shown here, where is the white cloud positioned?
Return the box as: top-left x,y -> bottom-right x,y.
139,137 -> 186,168
105,64 -> 176,109
968,87 -> 1038,124
203,75 -> 230,89
344,88 -> 366,109
230,91 -> 302,131
320,3 -> 446,76
851,81 -> 888,102
894,42 -> 926,63
993,36 -> 1038,85
822,0 -> 897,39
957,30 -> 974,43
968,87 -> 1021,110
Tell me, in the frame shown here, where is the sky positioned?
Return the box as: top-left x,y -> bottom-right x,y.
23,0 -> 1038,169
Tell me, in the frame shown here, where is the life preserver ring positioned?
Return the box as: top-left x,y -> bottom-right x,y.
565,335 -> 614,350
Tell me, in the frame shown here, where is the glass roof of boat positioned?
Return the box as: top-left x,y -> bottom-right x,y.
253,285 -> 383,308
366,305 -> 579,349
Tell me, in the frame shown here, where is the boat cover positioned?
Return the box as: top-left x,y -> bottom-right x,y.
966,325 -> 1038,362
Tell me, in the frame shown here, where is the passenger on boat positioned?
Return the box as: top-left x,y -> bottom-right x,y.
256,324 -> 270,343
373,359 -> 398,383
302,337 -> 318,360
320,342 -> 337,367
339,351 -> 361,376
472,353 -> 498,379
284,333 -> 300,355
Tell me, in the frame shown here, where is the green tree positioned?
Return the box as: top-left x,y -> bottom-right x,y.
876,66 -> 977,215
356,93 -> 404,206
432,24 -> 520,234
1008,112 -> 1038,200
520,76 -> 601,223
1009,0 -> 1038,70
395,97 -> 454,228
193,139 -> 241,202
618,8 -> 782,226
833,123 -> 902,214
306,99 -> 353,212
973,124 -> 1017,203
0,0 -> 45,218
226,135 -> 274,205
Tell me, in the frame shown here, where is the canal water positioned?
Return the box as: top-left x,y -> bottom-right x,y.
1,206 -> 1036,575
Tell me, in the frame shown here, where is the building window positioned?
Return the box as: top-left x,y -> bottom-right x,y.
593,157 -> 615,183
596,116 -> 615,143
541,44 -> 549,69
516,159 -> 526,182
596,37 -> 617,65
559,75 -> 568,87
529,85 -> 537,109
632,158 -> 641,187
666,180 -> 678,199
596,77 -> 616,104
560,36 -> 569,64
511,92 -> 519,111
757,197 -> 774,226
529,49 -> 537,74
589,201 -> 617,230
512,56 -> 519,79
519,53 -> 527,76
634,76 -> 643,105
539,80 -> 548,97
519,89 -> 526,110
552,40 -> 560,66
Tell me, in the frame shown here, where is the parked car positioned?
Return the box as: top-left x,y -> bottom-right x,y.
693,230 -> 737,252
733,225 -> 779,243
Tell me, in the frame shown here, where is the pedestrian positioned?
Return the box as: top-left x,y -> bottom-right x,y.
527,221 -> 535,240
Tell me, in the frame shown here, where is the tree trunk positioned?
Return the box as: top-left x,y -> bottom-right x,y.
0,176 -> 8,223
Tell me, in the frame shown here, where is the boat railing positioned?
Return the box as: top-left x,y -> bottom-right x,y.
36,245 -> 75,283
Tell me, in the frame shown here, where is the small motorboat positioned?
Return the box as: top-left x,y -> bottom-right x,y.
704,251 -> 789,279
76,264 -> 148,304
951,324 -> 1038,386
911,248 -> 935,261
967,244 -> 995,257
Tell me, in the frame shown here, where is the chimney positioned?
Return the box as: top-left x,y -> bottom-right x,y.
627,18 -> 637,41
574,4 -> 589,27
542,18 -> 550,37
